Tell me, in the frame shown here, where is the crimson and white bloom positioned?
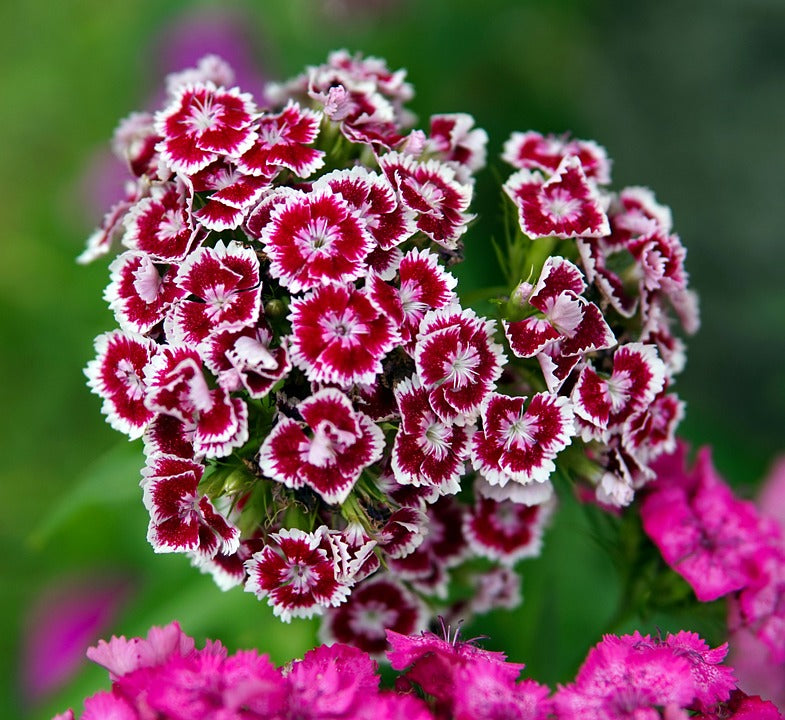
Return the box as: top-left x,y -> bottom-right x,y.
258,189 -> 374,293
368,248 -> 457,350
387,496 -> 469,598
142,454 -> 239,558
504,257 -> 615,360
414,305 -> 505,425
471,392 -> 575,488
258,388 -> 384,505
321,575 -> 426,656
85,331 -> 158,439
502,130 -> 611,185
155,82 -> 257,175
105,252 -> 184,334
236,100 -> 325,178
428,113 -> 488,182
464,494 -> 554,565
379,152 -> 474,249
144,345 -> 248,458
572,343 -> 667,437
202,324 -> 290,398
166,241 -> 261,346
312,167 -> 416,250
123,182 -> 202,263
504,156 -> 610,239
244,528 -> 350,622
391,376 -> 471,495
289,283 -> 398,386
378,506 -> 428,559
187,160 -> 271,231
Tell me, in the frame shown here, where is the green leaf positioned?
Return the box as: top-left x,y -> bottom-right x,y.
29,440 -> 142,548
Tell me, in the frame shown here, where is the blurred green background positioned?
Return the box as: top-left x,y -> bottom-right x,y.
2,0 -> 784,717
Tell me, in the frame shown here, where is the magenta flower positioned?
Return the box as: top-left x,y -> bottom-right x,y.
641,447 -> 771,602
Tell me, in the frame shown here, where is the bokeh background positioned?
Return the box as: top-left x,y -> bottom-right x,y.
2,0 -> 784,717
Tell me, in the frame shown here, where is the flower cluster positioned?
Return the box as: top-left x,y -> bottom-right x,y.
54,621 -> 782,720
641,443 -> 785,667
82,50 -> 698,639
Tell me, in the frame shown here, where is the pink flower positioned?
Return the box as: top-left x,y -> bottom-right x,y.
86,621 -> 194,680
453,659 -> 551,720
257,388 -> 384,504
641,447 -> 771,602
386,624 -> 524,707
552,633 -> 696,718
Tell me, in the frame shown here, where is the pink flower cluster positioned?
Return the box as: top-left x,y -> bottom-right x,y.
54,621 -> 782,720
641,444 -> 785,667
82,49 -> 697,639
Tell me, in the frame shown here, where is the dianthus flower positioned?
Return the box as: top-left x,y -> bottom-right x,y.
81,49 -> 699,640
55,623 -> 782,720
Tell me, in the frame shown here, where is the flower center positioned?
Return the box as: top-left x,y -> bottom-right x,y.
544,188 -> 581,222
444,343 -> 480,389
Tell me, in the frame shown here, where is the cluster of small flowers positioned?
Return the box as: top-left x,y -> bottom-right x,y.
640,443 -> 785,666
82,48 -> 696,636
53,621 -> 782,720
499,131 -> 698,508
